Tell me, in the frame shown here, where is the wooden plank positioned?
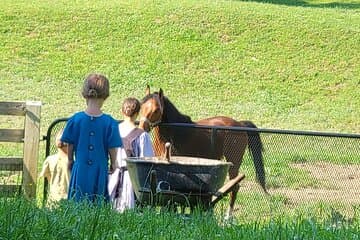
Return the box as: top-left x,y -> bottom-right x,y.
211,174 -> 245,206
22,101 -> 41,199
0,185 -> 21,197
0,101 -> 26,116
0,157 -> 23,171
0,129 -> 24,142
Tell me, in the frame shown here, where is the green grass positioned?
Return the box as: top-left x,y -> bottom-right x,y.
0,197 -> 359,239
1,0 -> 359,183
0,0 -> 359,136
0,0 -> 359,237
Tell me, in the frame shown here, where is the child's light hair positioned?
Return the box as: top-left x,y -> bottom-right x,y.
81,73 -> 110,99
55,128 -> 66,148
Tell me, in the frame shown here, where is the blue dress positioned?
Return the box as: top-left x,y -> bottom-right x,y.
61,111 -> 122,202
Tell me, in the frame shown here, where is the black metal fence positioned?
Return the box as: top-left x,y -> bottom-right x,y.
43,118 -> 360,219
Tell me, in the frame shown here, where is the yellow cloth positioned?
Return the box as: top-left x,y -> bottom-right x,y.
40,153 -> 70,202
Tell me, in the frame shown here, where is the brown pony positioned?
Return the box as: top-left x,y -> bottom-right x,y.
139,86 -> 266,217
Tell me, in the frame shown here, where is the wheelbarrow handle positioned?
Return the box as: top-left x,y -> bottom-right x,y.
211,174 -> 245,206
164,142 -> 171,162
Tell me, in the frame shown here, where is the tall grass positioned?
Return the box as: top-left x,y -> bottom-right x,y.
0,197 -> 359,239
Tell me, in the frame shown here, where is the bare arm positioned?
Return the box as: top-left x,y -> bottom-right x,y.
108,148 -> 118,174
67,144 -> 74,171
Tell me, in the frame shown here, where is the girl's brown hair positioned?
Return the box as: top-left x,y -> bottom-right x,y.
122,97 -> 140,117
81,73 -> 110,99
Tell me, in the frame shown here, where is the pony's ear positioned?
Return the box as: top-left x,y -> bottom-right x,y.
145,85 -> 150,95
159,88 -> 164,99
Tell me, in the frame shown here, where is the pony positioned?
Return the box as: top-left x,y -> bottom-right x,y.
139,85 -> 266,217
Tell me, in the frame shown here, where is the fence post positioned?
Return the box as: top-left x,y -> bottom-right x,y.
210,128 -> 218,159
22,101 -> 41,199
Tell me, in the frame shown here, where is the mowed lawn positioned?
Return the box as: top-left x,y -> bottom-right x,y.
0,0 -> 359,137
0,1 -> 360,239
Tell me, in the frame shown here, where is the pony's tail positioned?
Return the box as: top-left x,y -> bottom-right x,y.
240,121 -> 267,193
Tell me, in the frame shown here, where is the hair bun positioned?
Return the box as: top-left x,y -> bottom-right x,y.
122,97 -> 140,117
81,73 -> 110,99
88,89 -> 98,98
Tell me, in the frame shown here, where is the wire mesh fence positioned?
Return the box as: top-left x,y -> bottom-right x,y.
41,119 -> 360,219
144,124 -> 359,218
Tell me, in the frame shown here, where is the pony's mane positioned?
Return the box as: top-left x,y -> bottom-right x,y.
162,96 -> 193,123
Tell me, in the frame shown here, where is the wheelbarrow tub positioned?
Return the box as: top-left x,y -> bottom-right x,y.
126,156 -> 232,205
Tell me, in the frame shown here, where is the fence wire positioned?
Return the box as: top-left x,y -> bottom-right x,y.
42,119 -> 360,219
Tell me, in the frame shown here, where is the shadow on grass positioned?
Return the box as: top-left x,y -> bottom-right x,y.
237,0 -> 360,9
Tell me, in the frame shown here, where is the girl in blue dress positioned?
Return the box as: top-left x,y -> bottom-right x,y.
61,73 -> 122,203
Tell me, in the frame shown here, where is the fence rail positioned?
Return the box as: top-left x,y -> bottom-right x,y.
0,101 -> 41,199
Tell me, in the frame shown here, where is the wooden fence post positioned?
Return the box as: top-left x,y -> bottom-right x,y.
22,101 -> 41,199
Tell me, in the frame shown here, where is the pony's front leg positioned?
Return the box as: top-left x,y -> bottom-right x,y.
225,184 -> 240,221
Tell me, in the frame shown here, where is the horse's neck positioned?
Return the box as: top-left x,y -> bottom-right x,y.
163,114 -> 192,123
163,100 -> 193,123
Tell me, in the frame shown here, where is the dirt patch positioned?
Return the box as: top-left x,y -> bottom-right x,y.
241,162 -> 360,205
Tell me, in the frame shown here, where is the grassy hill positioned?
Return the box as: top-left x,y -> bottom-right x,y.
0,1 -> 359,237
1,0 -> 359,136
